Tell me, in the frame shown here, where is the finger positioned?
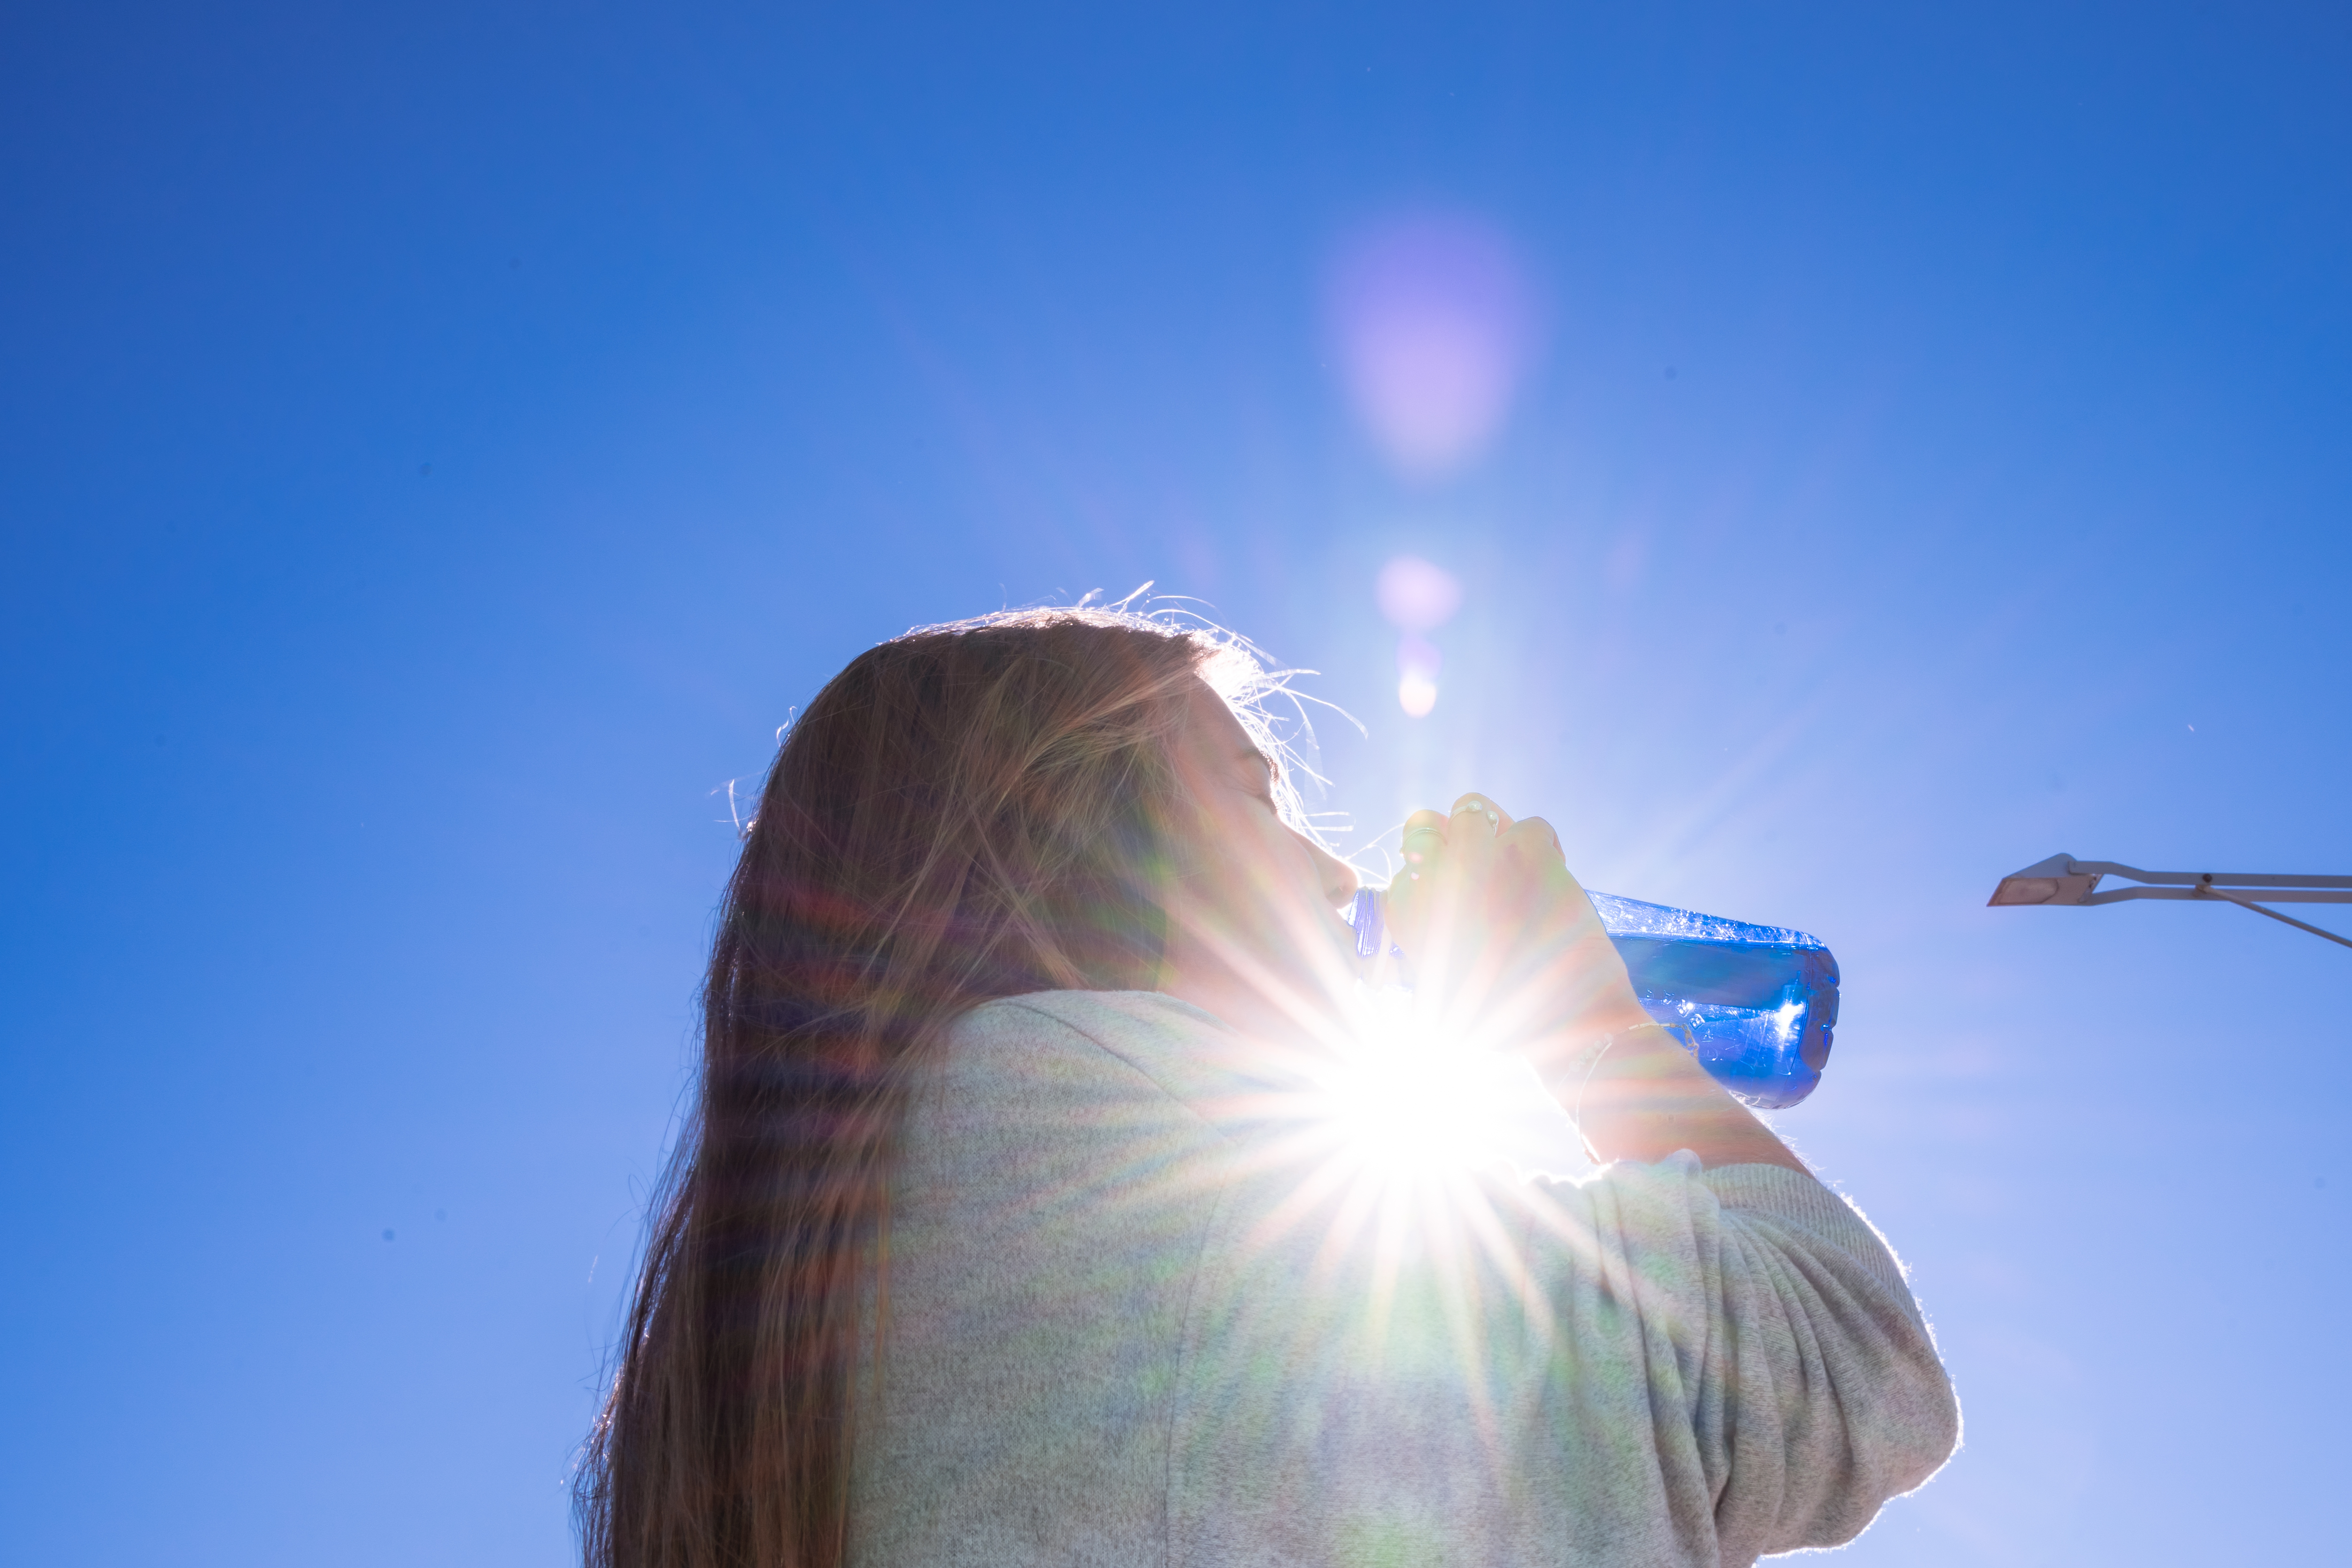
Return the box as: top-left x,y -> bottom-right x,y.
1400,809 -> 1450,852
1502,815 -> 1566,863
1397,811 -> 1449,879
1388,812 -> 1448,942
1443,795 -> 1511,885
1494,819 -> 1578,926
1448,792 -> 1515,837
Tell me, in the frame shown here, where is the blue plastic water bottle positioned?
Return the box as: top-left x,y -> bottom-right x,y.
1347,888 -> 1839,1109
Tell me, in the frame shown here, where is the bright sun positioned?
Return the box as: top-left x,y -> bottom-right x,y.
1309,1012 -> 1591,1190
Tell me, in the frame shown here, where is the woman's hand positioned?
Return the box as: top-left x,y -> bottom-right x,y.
1383,792 -> 1652,1058
1384,791 -> 1809,1174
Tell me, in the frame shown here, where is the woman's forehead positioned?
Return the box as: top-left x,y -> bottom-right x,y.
1179,680 -> 1272,769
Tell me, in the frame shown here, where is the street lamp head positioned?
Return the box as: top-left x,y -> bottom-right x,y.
1987,853 -> 2104,907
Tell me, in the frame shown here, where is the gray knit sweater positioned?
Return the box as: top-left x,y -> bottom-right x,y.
848,990 -> 1959,1568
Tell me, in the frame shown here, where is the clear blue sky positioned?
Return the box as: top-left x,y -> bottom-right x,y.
5,3 -> 2348,1563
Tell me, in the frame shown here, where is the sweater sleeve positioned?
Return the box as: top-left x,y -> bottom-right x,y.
1167,1146 -> 1959,1568
1678,1160 -> 1960,1560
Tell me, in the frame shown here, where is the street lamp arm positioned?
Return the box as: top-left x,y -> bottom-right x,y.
1989,852 -> 2352,950
2065,860 -> 2352,892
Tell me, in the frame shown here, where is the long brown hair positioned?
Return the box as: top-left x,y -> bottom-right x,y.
576,607 -> 1274,1568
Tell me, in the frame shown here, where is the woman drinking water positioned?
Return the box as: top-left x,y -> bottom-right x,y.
577,606 -> 1958,1568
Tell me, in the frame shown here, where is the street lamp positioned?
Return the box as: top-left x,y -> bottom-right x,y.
1988,854 -> 2352,950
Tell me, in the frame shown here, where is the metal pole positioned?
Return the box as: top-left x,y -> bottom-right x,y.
2191,883 -> 2352,951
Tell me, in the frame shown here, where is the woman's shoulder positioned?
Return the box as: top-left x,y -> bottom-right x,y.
949,990 -> 1280,1124
958,988 -> 1226,1047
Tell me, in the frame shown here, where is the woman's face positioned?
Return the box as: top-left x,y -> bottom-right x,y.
1157,680 -> 1365,1041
